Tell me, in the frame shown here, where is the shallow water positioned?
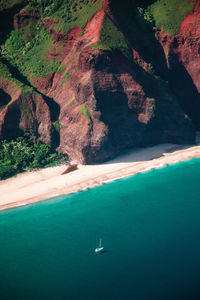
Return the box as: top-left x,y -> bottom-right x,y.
1,159 -> 200,300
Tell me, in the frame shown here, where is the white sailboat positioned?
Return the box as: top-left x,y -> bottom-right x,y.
95,238 -> 104,253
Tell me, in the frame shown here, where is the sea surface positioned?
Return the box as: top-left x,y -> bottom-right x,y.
1,159 -> 200,300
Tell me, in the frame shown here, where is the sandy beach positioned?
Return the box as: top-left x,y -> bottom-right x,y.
1,141 -> 200,211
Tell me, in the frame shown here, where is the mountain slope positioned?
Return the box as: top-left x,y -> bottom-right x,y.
0,0 -> 199,163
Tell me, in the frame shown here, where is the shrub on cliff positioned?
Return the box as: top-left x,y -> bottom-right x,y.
0,136 -> 67,180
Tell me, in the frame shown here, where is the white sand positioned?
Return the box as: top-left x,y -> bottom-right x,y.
1,141 -> 200,211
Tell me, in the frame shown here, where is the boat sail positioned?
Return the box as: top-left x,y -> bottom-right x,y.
95,238 -> 104,253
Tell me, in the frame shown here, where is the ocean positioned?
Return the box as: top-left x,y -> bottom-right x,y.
1,159 -> 200,300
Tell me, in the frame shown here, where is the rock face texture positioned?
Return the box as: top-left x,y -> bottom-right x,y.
0,78 -> 53,146
58,48 -> 194,163
0,0 -> 200,163
157,1 -> 200,128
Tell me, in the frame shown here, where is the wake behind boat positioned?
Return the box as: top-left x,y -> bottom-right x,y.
95,239 -> 104,253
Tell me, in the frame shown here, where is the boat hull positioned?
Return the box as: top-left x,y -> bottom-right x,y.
95,247 -> 104,253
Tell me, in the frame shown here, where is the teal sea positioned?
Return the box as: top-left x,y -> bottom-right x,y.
1,159 -> 200,300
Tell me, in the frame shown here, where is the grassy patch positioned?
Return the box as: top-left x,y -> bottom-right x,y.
1,0 -> 103,81
92,15 -> 133,61
20,85 -> 36,95
0,59 -> 36,95
48,0 -> 103,34
19,97 -> 35,123
59,41 -> 65,47
3,23 -> 61,78
79,104 -> 90,119
146,0 -> 195,35
0,59 -> 15,81
65,71 -> 69,80
25,0 -> 103,33
64,100 -> 74,109
57,63 -> 66,74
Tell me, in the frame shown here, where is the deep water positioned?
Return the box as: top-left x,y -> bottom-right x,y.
1,159 -> 200,300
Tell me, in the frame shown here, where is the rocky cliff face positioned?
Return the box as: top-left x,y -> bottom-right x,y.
157,0 -> 200,128
0,0 -> 199,163
0,78 -> 53,145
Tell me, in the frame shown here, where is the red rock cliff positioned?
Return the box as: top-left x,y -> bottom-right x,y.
0,0 -> 198,163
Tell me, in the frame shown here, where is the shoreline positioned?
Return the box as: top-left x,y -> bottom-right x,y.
1,142 -> 200,212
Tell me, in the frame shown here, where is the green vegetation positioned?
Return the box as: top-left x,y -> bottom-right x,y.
163,44 -> 169,57
65,71 -> 69,80
0,0 -> 103,80
53,120 -> 62,132
64,100 -> 74,109
23,0 -> 102,33
0,136 -> 66,180
135,6 -> 156,32
111,73 -> 115,80
0,0 -> 23,11
0,0 -> 194,86
19,97 -> 34,123
92,15 -> 132,61
59,41 -> 65,47
79,104 -> 90,119
144,0 -> 195,35
56,64 -> 66,75
44,0 -> 103,34
3,24 -> 61,78
25,0 -> 63,15
0,59 -> 17,82
112,0 -> 195,36
0,59 -> 35,95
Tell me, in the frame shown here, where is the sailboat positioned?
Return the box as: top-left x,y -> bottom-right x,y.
95,238 -> 104,253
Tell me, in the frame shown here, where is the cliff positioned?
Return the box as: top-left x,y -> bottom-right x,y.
0,0 -> 199,163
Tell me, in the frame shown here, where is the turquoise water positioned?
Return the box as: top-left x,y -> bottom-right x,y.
1,159 -> 200,300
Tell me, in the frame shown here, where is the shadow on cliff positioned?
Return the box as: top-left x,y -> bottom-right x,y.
91,48 -> 195,165
167,53 -> 200,129
105,0 -> 200,130
0,89 -> 11,107
42,94 -> 60,149
104,0 -> 169,79
1,105 -> 24,140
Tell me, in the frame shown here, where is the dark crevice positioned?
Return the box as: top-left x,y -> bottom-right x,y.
168,54 -> 200,129
49,72 -> 56,88
0,89 -> 11,107
42,94 -> 60,122
1,106 -> 24,140
0,1 -> 26,44
51,126 -> 60,150
42,94 -> 60,149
